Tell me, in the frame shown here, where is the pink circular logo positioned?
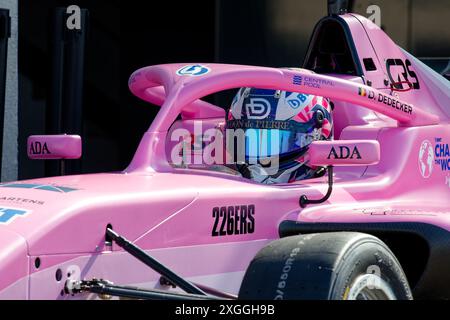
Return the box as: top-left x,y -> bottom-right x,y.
418,140 -> 434,179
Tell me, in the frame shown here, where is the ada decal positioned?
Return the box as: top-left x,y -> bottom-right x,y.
418,140 -> 434,178
0,207 -> 30,224
176,65 -> 210,77
29,141 -> 51,156
358,87 -> 413,115
434,137 -> 450,172
327,146 -> 362,160
212,205 -> 255,237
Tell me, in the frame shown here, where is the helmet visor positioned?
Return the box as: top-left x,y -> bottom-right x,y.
227,127 -> 315,163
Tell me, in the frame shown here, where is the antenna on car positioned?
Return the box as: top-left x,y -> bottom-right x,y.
327,0 -> 351,15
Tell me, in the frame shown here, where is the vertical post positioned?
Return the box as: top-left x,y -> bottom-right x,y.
0,9 -> 11,181
406,0 -> 413,51
47,7 -> 88,177
46,8 -> 65,177
48,8 -> 65,136
327,0 -> 350,15
62,7 -> 88,138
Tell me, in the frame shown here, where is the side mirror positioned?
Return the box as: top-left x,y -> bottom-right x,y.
300,140 -> 380,208
27,135 -> 82,160
309,140 -> 380,167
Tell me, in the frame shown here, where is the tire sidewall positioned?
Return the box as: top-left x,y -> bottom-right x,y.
329,238 -> 412,300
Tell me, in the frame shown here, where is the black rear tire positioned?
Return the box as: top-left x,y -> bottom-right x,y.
238,232 -> 412,300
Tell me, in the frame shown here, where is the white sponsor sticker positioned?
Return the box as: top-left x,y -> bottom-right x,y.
418,140 -> 434,179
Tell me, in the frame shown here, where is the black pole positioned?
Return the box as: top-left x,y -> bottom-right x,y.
48,8 -> 65,136
46,8 -> 65,177
75,280 -> 216,300
327,0 -> 350,15
106,228 -> 208,296
299,166 -> 334,208
0,9 -> 11,181
61,8 -> 88,175
88,284 -> 213,300
47,7 -> 88,177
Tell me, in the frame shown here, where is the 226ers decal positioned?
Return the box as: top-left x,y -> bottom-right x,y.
212,205 -> 255,237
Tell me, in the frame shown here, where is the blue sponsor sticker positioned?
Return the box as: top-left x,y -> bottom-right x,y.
176,65 -> 210,77
287,99 -> 301,109
293,75 -> 334,88
0,183 -> 79,193
434,137 -> 450,171
286,93 -> 309,109
0,207 -> 29,224
293,75 -> 303,85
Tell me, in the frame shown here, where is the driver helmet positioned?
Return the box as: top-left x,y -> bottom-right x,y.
226,87 -> 333,184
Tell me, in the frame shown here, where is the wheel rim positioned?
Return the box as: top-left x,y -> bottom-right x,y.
346,274 -> 397,300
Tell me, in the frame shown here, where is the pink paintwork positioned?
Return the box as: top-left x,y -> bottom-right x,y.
308,140 -> 380,166
27,135 -> 82,160
0,13 -> 449,300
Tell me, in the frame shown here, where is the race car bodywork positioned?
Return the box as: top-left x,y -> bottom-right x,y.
0,13 -> 449,299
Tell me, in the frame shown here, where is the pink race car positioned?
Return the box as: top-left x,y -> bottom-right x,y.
1,12 -> 449,300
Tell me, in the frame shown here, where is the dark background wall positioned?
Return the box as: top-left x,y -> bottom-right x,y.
18,0 -> 215,179
17,0 -> 450,180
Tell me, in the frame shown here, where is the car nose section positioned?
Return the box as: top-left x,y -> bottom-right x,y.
0,227 -> 29,299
